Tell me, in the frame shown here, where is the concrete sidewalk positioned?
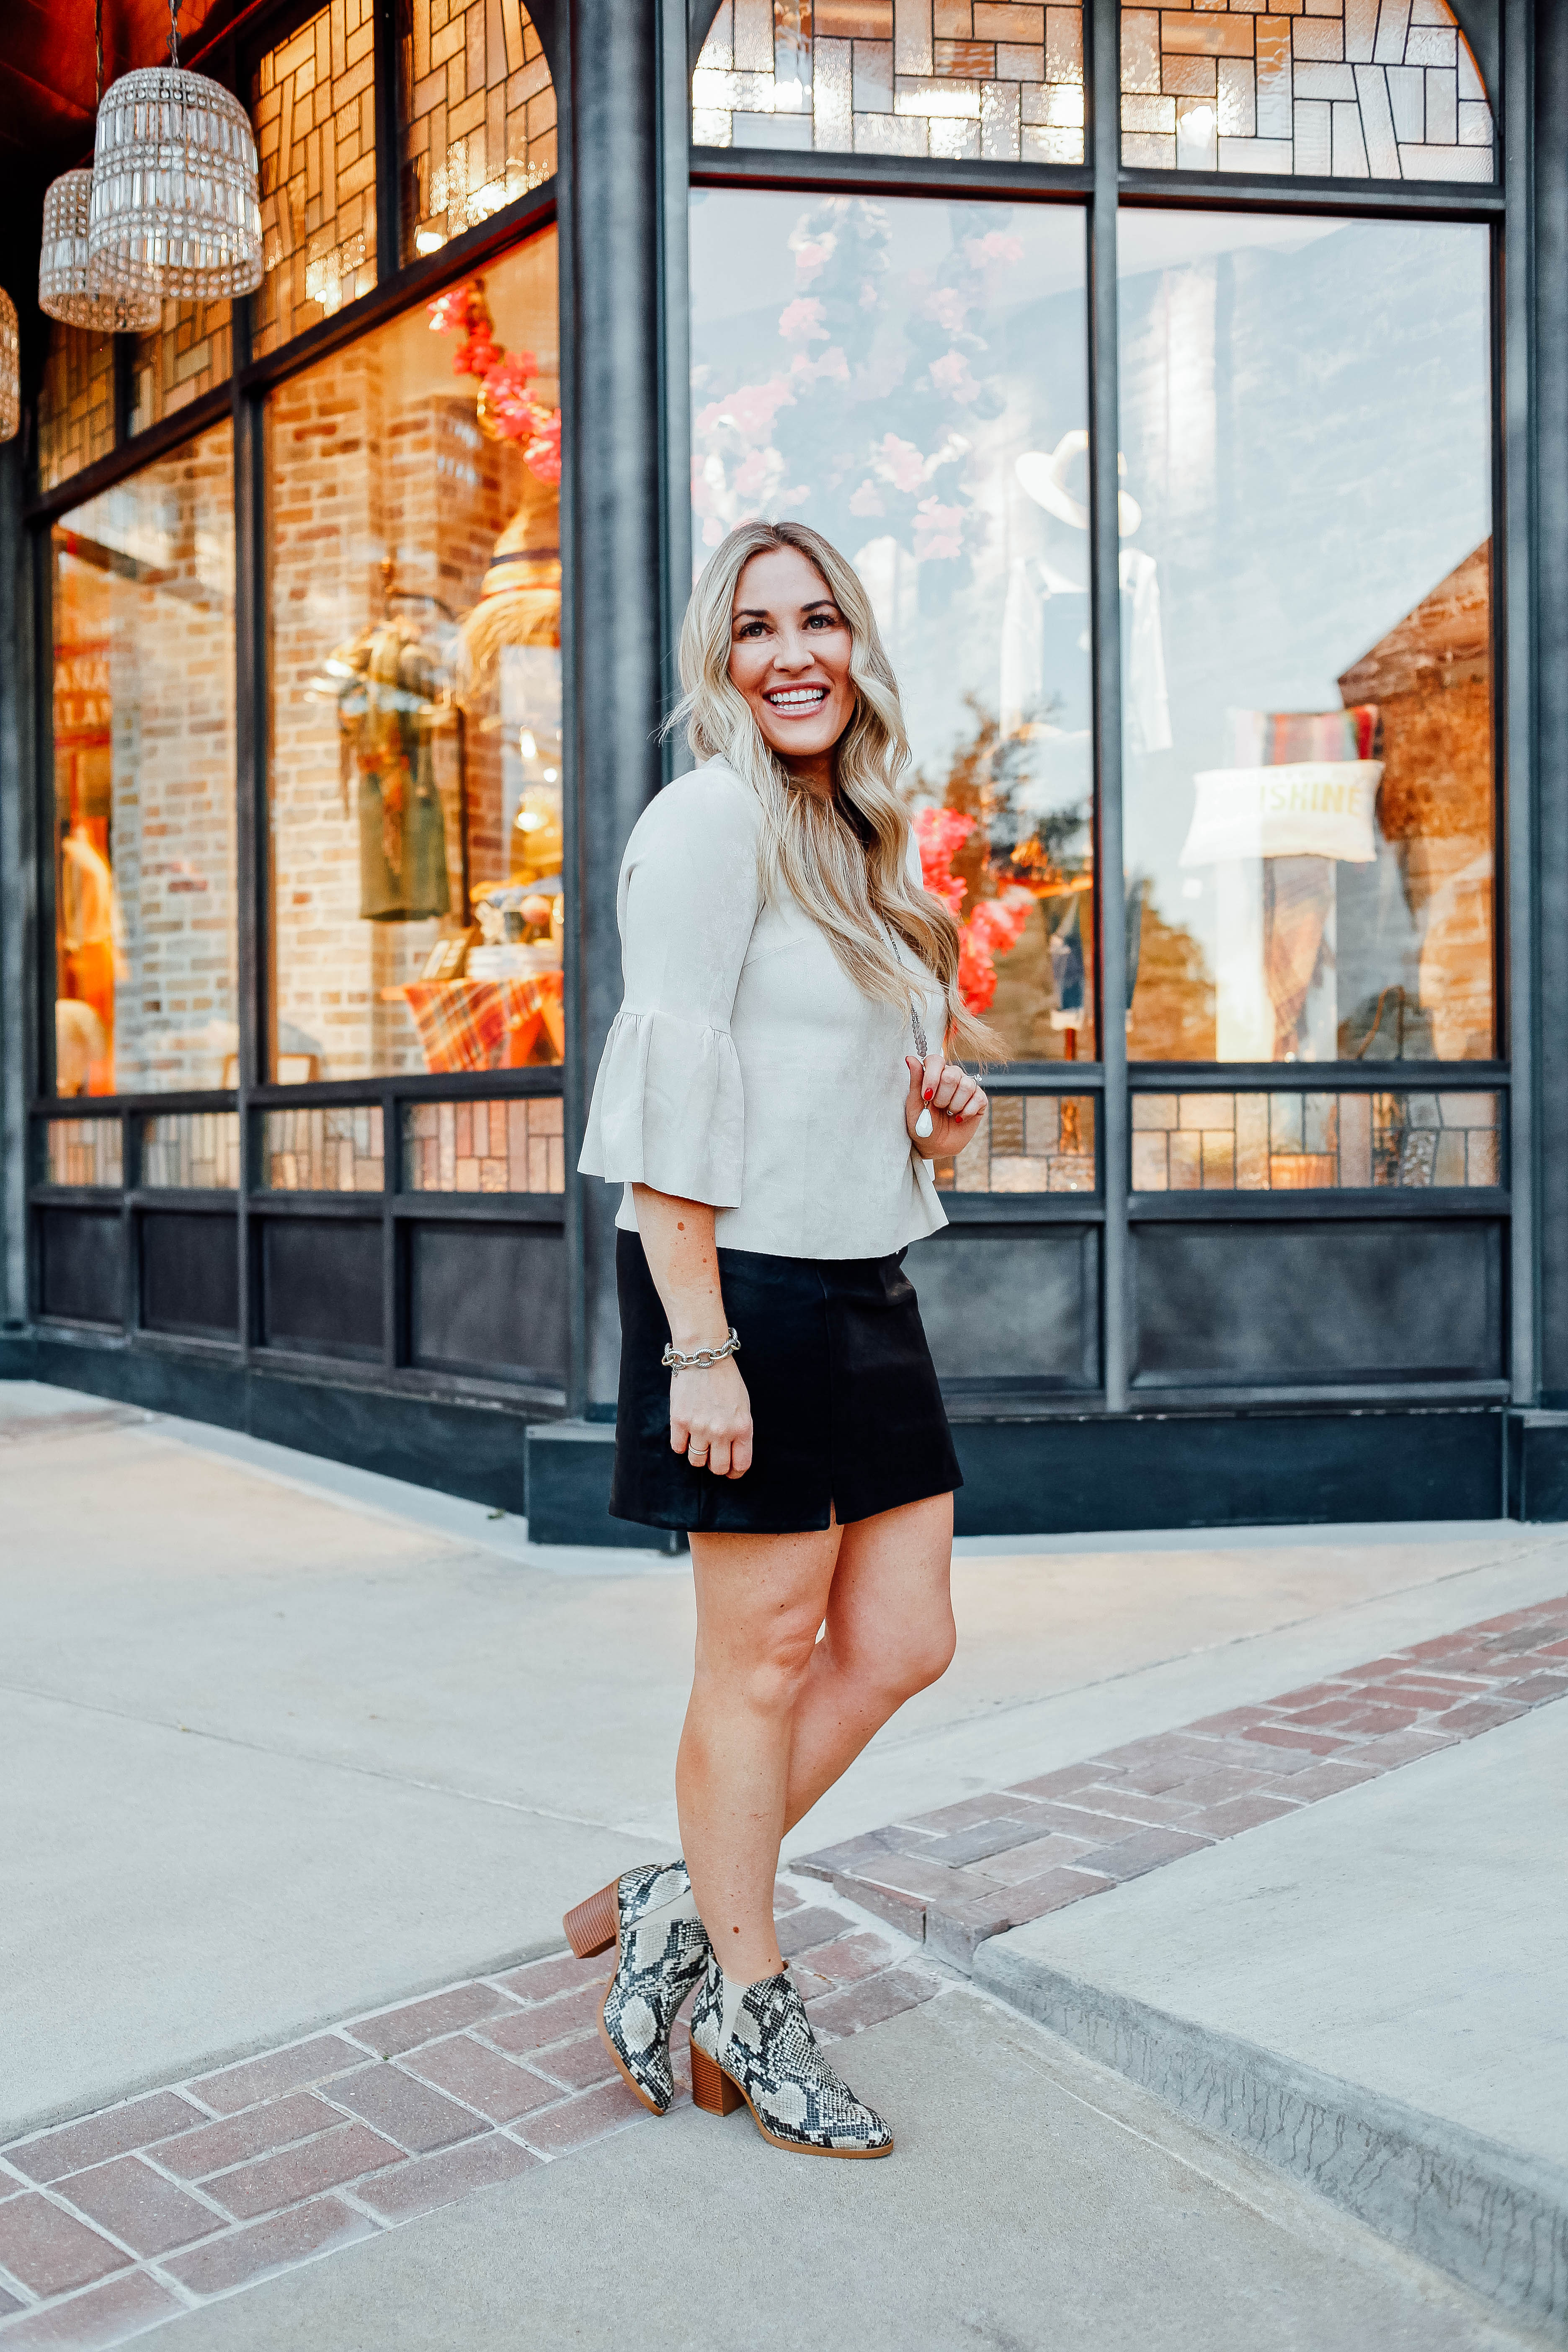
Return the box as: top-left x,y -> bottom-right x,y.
978,1699 -> 1568,2338
5,1378 -> 1566,2345
121,1992 -> 1535,2352
6,1377 -> 1567,2140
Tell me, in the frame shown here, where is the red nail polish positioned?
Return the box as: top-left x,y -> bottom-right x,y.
923,1089 -> 934,1104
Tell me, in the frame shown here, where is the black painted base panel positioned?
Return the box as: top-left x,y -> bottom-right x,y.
8,1332 -> 1568,1543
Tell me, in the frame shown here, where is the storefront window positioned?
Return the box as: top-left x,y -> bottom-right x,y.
252,0 -> 380,358
266,228 -> 562,1079
690,188 -> 1092,1061
400,0 -> 556,262
1119,0 -> 1493,179
50,424 -> 238,1097
1118,213 -> 1493,1065
694,0 -> 1084,163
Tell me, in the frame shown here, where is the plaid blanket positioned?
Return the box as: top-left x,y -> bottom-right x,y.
398,973 -> 565,1073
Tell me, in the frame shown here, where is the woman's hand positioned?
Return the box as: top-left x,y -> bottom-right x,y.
905,1052 -> 987,1160
671,1354 -> 753,1479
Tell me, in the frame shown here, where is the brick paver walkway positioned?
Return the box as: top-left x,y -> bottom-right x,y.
9,1591 -> 1566,2349
796,1594 -> 1568,1963
0,1883 -> 938,2348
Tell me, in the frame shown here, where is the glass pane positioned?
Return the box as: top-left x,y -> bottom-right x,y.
1118,0 -> 1493,181
402,1096 -> 564,1190
266,229 -> 562,1080
1130,1088 -> 1499,1191
143,1112 -> 242,1189
128,299 -> 232,435
1118,214 -> 1493,1065
45,1119 -> 123,1187
934,1092 -> 1096,1191
690,190 -> 1093,1060
400,0 -> 557,263
51,423 -> 238,1097
263,1106 -> 385,1191
38,325 -> 114,492
694,0 -> 1084,164
251,0 -> 380,358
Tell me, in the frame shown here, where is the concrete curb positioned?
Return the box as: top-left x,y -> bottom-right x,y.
973,1938 -> 1568,2344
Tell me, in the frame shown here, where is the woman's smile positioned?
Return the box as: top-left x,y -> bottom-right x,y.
727,544 -> 856,790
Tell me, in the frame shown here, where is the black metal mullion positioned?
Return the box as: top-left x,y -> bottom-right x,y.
1502,0 -> 1537,1407
382,1086 -> 399,1374
374,0 -> 403,280
1118,170 -> 1503,220
1088,0 -> 1128,1416
235,361 -> 266,1364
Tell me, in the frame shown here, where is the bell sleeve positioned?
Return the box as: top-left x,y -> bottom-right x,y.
578,769 -> 761,1207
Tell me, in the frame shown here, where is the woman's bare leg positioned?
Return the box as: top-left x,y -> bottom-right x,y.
780,1492 -> 956,1833
677,1522 -> 843,1983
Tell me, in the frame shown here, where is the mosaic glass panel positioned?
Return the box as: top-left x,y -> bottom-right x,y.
142,1111 -> 242,1189
1119,0 -> 1493,180
934,1092 -> 1096,1190
693,0 -> 1084,163
692,190 -> 1095,1062
400,0 -> 556,262
1130,1089 -> 1500,1191
46,1119 -> 123,1187
1119,214 -> 1493,1065
37,325 -> 114,493
251,0 -> 379,359
128,299 -> 233,434
263,1105 -> 386,1190
403,1096 -> 565,1191
51,426 -> 238,1098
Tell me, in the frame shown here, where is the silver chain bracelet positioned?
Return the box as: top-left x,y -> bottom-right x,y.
661,1328 -> 741,1372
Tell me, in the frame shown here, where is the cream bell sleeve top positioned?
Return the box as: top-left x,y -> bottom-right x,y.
578,759 -> 949,1261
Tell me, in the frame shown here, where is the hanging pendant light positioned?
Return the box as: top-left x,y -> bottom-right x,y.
0,290 -> 18,443
40,1 -> 162,330
87,0 -> 263,306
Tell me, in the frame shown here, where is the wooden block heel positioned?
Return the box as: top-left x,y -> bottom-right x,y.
562,1878 -> 620,1960
689,2036 -> 744,2117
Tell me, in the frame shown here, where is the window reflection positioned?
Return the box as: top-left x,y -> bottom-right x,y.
1117,213 -> 1493,1065
50,426 -> 238,1096
266,230 -> 563,1079
689,189 -> 1092,1060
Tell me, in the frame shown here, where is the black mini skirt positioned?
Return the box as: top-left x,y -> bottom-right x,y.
611,1230 -> 963,1535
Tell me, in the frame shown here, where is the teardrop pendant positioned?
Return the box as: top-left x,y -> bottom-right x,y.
915,1108 -> 934,1139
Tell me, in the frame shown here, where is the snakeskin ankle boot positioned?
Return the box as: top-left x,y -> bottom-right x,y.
688,1955 -> 894,2158
562,1861 -> 710,2115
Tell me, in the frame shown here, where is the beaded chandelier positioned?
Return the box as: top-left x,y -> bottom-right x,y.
86,0 -> 263,305
41,170 -> 162,332
39,2 -> 161,331
0,291 -> 18,444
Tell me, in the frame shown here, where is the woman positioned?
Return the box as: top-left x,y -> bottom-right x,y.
565,520 -> 991,2159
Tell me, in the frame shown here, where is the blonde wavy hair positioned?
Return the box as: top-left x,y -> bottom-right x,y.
669,519 -> 997,1061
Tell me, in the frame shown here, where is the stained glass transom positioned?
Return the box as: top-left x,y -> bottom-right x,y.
934,1093 -> 1097,1191
1130,1090 -> 1499,1191
400,0 -> 557,263
694,0 -> 1085,163
251,0 -> 379,358
1119,0 -> 1493,179
38,326 -> 115,493
128,299 -> 233,434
